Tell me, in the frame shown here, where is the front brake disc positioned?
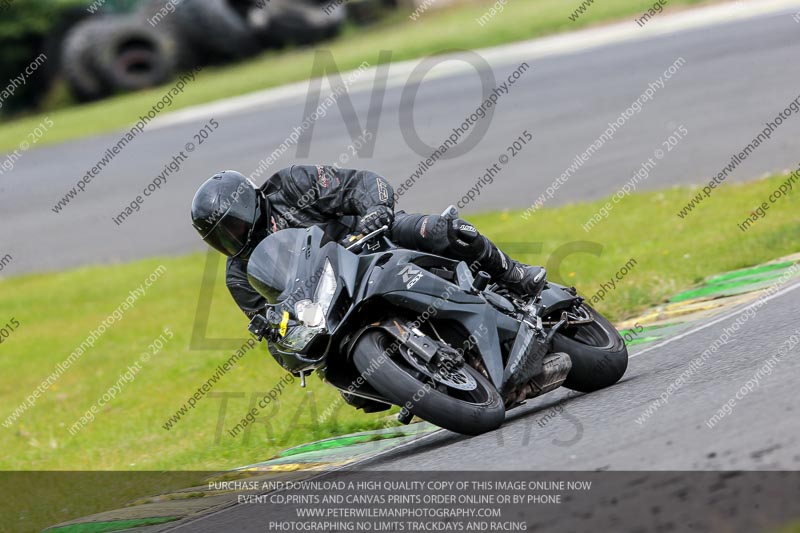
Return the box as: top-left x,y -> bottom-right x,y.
399,345 -> 477,391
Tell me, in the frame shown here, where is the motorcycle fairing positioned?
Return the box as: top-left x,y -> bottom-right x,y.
358,251 -> 508,388
539,282 -> 583,317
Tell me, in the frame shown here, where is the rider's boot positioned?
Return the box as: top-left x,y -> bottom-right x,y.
447,220 -> 546,297
481,246 -> 547,297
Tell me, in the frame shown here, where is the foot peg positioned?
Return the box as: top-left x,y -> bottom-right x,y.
499,264 -> 547,299
473,271 -> 491,292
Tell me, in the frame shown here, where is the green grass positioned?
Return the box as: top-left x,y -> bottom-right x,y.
468,175 -> 799,322
0,254 -> 385,472
0,0 -> 713,152
1,172 -> 798,473
1,172 -> 798,531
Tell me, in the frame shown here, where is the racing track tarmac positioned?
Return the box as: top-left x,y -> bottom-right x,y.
2,3 -> 800,276
359,285 -> 800,472
163,280 -> 800,531
9,5 -> 800,530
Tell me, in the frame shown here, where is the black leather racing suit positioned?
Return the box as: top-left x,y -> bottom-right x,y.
226,164 -> 523,318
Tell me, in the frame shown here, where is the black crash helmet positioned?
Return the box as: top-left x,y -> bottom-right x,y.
191,170 -> 267,260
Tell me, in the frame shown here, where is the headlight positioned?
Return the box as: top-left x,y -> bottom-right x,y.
314,259 -> 337,315
295,300 -> 325,328
292,260 -> 337,330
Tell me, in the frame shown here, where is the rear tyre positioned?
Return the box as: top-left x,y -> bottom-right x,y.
552,304 -> 629,393
352,330 -> 505,435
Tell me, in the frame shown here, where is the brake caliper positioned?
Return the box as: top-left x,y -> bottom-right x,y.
431,345 -> 464,375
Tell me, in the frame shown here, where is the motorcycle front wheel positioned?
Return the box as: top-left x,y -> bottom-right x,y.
352,330 -> 505,436
551,304 -> 629,393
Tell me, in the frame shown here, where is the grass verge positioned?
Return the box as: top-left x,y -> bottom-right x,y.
0,0 -> 714,152
1,172 -> 798,471
0,171 -> 797,530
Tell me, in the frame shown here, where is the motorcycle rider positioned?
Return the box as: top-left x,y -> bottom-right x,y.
190,166 -> 546,321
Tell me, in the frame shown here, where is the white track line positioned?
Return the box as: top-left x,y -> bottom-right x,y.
339,280 -> 800,467
163,282 -> 800,530
630,279 -> 800,359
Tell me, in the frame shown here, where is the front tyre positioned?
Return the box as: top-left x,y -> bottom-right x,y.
552,304 -> 629,393
352,331 -> 505,436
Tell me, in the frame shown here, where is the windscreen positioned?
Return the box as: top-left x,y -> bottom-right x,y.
246,226 -> 326,306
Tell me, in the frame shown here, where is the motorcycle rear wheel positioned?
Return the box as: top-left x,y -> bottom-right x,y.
352,330 -> 505,436
552,304 -> 629,393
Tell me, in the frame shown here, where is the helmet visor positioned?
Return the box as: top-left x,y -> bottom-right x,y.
203,215 -> 254,257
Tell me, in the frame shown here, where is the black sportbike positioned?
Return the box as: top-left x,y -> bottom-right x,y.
247,208 -> 628,435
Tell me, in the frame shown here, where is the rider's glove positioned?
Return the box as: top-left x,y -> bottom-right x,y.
358,205 -> 394,234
